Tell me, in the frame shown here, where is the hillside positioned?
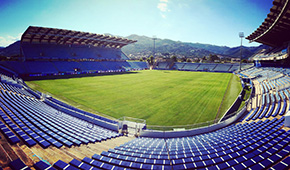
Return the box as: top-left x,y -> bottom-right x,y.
123,34 -> 270,59
0,35 -> 269,60
0,41 -> 21,57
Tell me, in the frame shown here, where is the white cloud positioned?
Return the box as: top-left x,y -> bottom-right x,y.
157,3 -> 168,12
0,36 -> 14,47
157,0 -> 170,18
0,34 -> 21,47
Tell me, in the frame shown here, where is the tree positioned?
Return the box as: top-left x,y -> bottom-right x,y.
209,54 -> 219,62
171,55 -> 177,62
180,57 -> 186,62
186,58 -> 192,62
193,58 -> 200,63
147,55 -> 154,66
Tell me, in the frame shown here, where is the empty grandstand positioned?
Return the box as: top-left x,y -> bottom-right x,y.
2,66 -> 290,169
2,0 -> 290,169
246,0 -> 290,67
161,62 -> 253,73
0,26 -> 148,79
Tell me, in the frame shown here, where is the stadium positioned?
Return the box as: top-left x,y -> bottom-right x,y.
1,0 -> 290,170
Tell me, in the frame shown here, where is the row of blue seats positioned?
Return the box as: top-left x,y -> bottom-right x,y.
1,60 -> 149,76
2,90 -> 80,148
9,158 -> 31,170
8,158 -> 56,170
0,79 -> 23,89
20,93 -> 119,139
168,121 -> 284,153
52,118 -> 289,170
276,91 -> 281,101
238,108 -> 253,122
117,119 -> 283,155
1,89 -> 119,148
68,119 -> 281,168
1,74 -> 39,99
246,107 -> 259,121
0,97 -> 56,148
246,97 -> 287,121
0,82 -> 34,98
172,63 -> 253,73
2,91 -> 84,147
26,88 -> 42,99
259,104 -> 269,118
270,156 -> 290,170
0,119 -> 20,144
9,92 -> 119,141
12,94 -> 107,143
271,93 -> 275,103
265,103 -> 275,118
0,106 -> 39,146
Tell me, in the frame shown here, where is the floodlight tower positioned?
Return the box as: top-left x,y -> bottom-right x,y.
239,32 -> 244,71
152,36 -> 157,58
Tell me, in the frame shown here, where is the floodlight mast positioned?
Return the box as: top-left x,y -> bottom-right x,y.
239,32 -> 244,71
152,36 -> 157,58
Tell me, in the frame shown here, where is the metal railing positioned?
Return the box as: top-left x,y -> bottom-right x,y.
145,105 -> 247,131
118,116 -> 146,124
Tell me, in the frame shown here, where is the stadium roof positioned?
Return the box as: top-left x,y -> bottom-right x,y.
246,0 -> 290,47
21,26 -> 137,48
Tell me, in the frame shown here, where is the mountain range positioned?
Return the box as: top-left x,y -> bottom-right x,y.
0,35 -> 270,59
122,34 -> 270,59
0,41 -> 21,57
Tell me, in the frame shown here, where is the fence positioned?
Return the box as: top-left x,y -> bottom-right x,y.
140,106 -> 248,138
118,116 -> 146,134
118,116 -> 146,124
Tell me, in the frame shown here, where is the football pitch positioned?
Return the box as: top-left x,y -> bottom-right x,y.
26,70 -> 242,126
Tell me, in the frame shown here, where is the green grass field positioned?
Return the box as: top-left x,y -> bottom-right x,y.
26,70 -> 242,126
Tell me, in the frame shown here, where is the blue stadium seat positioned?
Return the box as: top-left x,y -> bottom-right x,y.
82,157 -> 103,168
0,120 -> 20,145
53,160 -> 78,170
69,159 -> 99,170
34,161 -> 56,170
9,158 -> 31,170
271,156 -> 290,170
130,162 -> 142,169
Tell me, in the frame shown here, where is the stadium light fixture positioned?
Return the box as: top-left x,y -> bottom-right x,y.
239,32 -> 244,71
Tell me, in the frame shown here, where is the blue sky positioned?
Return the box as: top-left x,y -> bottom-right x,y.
0,0 -> 273,47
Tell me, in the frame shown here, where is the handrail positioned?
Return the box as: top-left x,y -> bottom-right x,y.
118,116 -> 146,124
140,105 -> 248,138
